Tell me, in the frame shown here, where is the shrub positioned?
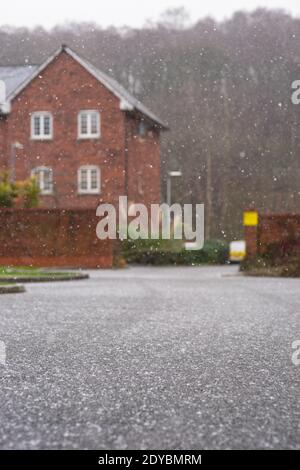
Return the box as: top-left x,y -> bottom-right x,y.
240,256 -> 268,272
240,254 -> 300,277
122,237 -> 229,266
0,172 -> 40,208
174,239 -> 229,265
0,172 -> 18,207
15,177 -> 40,208
122,237 -> 181,265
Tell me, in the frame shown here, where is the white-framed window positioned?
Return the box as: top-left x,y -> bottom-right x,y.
31,112 -> 53,140
31,166 -> 53,195
78,110 -> 100,139
78,166 -> 101,194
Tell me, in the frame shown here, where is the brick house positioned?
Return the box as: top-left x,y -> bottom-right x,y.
0,45 -> 167,210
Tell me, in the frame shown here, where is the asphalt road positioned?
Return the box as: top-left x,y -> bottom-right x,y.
0,265 -> 300,449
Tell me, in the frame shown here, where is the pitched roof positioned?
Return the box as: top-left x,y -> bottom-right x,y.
0,45 -> 167,129
0,65 -> 39,97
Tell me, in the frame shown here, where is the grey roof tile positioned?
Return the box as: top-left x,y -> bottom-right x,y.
0,65 -> 39,97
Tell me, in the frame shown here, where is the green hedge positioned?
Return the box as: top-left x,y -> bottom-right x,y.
122,238 -> 229,265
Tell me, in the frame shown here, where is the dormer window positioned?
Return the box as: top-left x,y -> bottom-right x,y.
78,110 -> 100,139
31,112 -> 53,140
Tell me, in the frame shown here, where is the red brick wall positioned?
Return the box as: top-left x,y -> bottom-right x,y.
0,208 -> 116,268
125,114 -> 161,207
244,225 -> 259,258
0,116 -> 8,172
258,214 -> 300,255
245,213 -> 300,258
0,51 -> 161,209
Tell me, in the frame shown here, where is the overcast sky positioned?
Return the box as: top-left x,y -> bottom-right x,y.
1,0 -> 300,29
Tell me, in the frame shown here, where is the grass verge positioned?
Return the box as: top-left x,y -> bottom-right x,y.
0,266 -> 89,283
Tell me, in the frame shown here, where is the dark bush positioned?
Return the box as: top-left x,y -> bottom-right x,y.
122,238 -> 229,266
240,254 -> 300,277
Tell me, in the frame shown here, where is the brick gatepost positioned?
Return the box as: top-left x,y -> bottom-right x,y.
243,210 -> 259,258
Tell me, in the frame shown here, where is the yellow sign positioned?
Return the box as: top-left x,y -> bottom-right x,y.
243,211 -> 258,227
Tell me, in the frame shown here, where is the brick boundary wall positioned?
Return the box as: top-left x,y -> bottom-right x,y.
0,208 -> 117,268
245,213 -> 300,258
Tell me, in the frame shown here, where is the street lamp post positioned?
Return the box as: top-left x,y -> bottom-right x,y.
10,142 -> 23,183
166,170 -> 182,206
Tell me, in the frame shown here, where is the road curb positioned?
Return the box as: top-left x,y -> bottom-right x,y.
0,273 -> 90,283
0,284 -> 26,294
